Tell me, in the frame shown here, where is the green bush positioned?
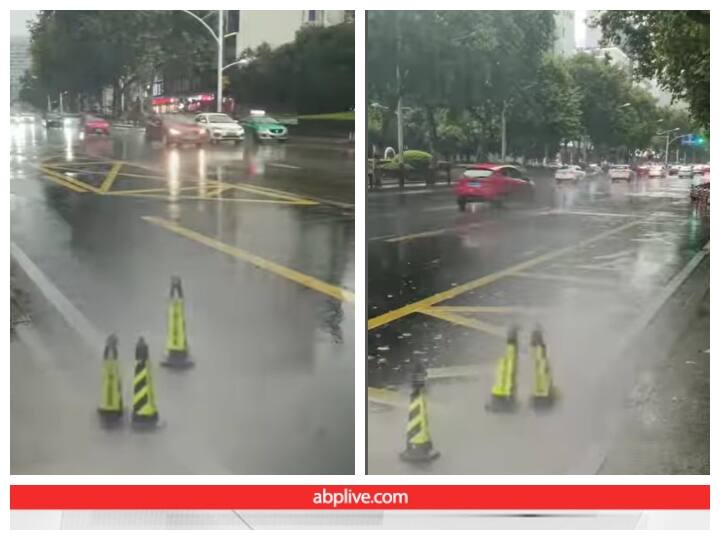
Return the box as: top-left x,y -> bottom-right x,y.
380,150 -> 432,171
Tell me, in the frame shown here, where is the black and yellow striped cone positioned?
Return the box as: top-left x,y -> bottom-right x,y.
162,276 -> 192,368
399,367 -> 440,463
531,327 -> 554,407
486,326 -> 518,412
132,338 -> 159,426
97,334 -> 123,422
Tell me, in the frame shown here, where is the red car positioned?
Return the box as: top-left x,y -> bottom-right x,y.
81,114 -> 110,135
455,163 -> 535,211
145,114 -> 209,147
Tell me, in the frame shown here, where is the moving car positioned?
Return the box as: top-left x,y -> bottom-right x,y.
678,164 -> 694,178
648,164 -> 666,178
240,110 -> 288,142
455,163 -> 535,211
81,114 -> 110,135
668,163 -> 680,175
145,114 -> 209,147
44,113 -> 63,128
554,165 -> 586,183
609,164 -> 635,181
194,113 -> 244,144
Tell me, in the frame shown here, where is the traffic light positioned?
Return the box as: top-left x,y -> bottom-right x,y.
696,136 -> 705,145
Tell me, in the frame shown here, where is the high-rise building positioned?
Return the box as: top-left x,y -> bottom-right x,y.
584,10 -> 604,49
553,11 -> 575,57
234,10 -> 349,57
10,36 -> 31,103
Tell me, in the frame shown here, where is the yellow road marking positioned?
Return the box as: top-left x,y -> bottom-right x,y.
419,308 -> 507,337
37,166 -> 101,193
99,162 -> 123,193
368,218 -> 645,330
106,185 -> 201,196
43,160 -> 118,167
143,216 -> 354,302
37,167 -> 87,192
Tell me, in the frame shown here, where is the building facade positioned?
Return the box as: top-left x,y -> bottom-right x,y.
10,36 -> 31,104
584,10 -> 604,49
553,11 -> 575,57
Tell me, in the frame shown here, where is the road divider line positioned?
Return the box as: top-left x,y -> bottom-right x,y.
386,228 -> 450,243
239,182 -> 355,209
368,218 -> 645,330
431,305 -> 538,314
11,242 -> 105,351
510,271 -> 620,288
143,216 -> 354,303
268,162 -> 302,170
99,162 -> 123,193
419,308 -> 507,338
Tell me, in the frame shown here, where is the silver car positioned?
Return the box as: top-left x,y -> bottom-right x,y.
194,113 -> 245,145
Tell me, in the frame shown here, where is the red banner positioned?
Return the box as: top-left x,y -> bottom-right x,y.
10,485 -> 709,510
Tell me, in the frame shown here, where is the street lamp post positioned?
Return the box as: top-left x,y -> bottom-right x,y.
657,128 -> 680,165
501,82 -> 538,162
183,10 -> 245,113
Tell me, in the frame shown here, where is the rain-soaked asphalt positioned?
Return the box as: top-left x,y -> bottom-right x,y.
10,121 -> 354,474
367,168 -> 709,474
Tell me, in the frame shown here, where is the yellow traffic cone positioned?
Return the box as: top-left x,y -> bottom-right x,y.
131,337 -> 159,426
486,326 -> 518,412
531,327 -> 553,407
162,276 -> 192,368
97,334 -> 123,423
399,365 -> 440,463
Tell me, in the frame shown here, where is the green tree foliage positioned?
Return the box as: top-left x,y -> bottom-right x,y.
597,10 -> 709,128
24,11 -> 215,113
228,22 -> 354,115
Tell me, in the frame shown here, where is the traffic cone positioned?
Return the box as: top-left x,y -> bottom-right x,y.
131,337 -> 159,426
486,326 -> 518,412
531,326 -> 554,407
97,334 -> 123,422
162,276 -> 192,368
399,364 -> 440,463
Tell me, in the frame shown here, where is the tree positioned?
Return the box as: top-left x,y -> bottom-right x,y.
596,10 -> 709,128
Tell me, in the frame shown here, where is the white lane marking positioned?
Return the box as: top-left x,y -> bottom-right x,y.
541,209 -> 638,218
268,162 -> 302,170
11,243 -> 105,351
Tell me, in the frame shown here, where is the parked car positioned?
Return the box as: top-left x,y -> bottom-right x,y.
194,112 -> 244,145
667,163 -> 680,175
240,110 -> 288,142
609,164 -> 635,182
145,114 -> 209,147
648,164 -> 667,178
455,163 -> 535,211
554,165 -> 586,183
80,114 -> 110,135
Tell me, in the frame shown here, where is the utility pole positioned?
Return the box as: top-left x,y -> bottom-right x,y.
395,11 -> 404,188
500,100 -> 507,162
217,10 -> 223,113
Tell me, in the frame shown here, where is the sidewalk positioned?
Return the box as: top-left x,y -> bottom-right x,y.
598,258 -> 709,474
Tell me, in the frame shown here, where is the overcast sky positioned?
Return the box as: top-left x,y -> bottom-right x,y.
10,10 -> 38,36
11,10 -> 588,45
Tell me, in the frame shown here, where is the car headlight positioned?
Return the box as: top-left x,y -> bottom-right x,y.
168,128 -> 181,136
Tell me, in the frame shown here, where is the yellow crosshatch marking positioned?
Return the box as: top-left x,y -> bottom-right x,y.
367,218 -> 646,330
36,157 -> 320,206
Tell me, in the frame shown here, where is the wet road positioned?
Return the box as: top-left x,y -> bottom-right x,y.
367,169 -> 709,474
10,122 -> 354,474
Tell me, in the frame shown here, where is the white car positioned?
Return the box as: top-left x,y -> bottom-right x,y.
194,113 -> 244,145
554,165 -> 585,183
678,165 -> 694,178
648,165 -> 666,178
609,165 -> 634,181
